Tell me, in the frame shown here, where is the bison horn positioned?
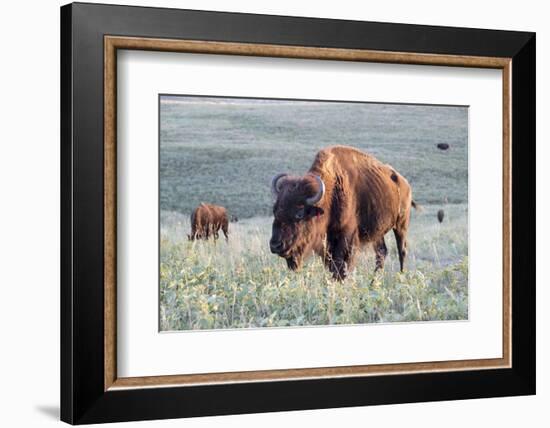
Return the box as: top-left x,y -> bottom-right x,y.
271,173 -> 288,197
306,175 -> 325,205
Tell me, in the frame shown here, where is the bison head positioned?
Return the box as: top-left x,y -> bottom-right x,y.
269,173 -> 325,269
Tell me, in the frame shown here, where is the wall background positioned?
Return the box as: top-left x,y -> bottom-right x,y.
0,0 -> 545,426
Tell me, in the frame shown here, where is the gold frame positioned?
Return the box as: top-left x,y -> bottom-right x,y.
104,36 -> 512,391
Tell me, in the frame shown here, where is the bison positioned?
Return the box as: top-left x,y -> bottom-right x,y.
188,203 -> 229,241
269,145 -> 417,280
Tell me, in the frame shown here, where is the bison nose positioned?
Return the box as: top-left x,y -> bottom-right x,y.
270,239 -> 283,254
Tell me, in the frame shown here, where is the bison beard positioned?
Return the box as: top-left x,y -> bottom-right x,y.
270,145 -> 416,281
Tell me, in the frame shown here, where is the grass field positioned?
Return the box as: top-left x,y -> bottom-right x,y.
159,96 -> 469,331
160,97 -> 468,218
160,205 -> 468,331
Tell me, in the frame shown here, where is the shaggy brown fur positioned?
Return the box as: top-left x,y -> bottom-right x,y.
188,203 -> 229,241
270,145 -> 416,280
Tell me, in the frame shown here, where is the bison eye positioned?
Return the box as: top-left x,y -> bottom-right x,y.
295,207 -> 305,220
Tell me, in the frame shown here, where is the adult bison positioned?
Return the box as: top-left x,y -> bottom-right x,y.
188,203 -> 229,241
269,145 -> 417,280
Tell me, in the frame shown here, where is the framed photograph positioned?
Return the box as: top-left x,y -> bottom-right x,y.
61,2 -> 535,424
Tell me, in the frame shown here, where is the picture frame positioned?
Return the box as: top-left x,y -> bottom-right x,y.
61,2 -> 535,424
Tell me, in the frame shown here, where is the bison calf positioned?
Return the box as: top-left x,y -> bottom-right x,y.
270,145 -> 417,280
188,203 -> 229,241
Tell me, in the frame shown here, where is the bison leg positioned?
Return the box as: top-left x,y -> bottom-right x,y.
327,233 -> 356,281
374,237 -> 388,271
199,225 -> 207,240
222,220 -> 229,241
286,256 -> 300,271
393,228 -> 408,272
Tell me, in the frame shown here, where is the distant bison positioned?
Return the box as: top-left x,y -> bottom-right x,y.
437,209 -> 445,223
436,143 -> 450,151
188,203 -> 229,241
270,145 -> 417,280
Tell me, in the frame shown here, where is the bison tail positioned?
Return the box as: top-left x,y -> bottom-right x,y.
411,200 -> 423,212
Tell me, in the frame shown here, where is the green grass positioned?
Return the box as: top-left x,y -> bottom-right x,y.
160,99 -> 468,218
160,204 -> 468,331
